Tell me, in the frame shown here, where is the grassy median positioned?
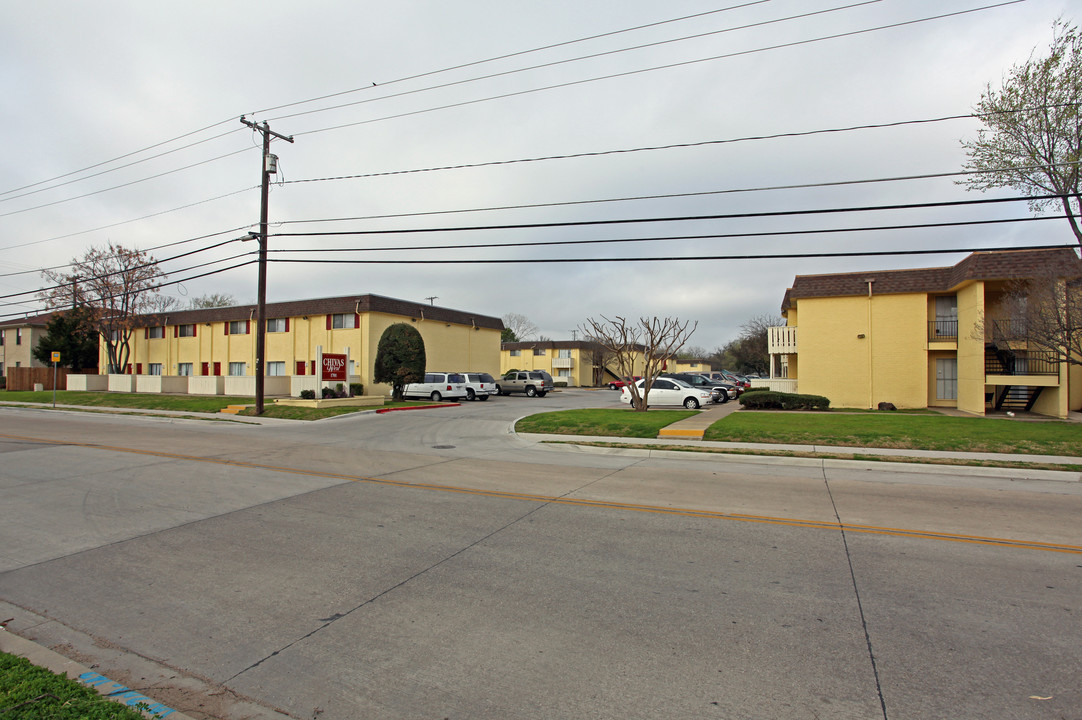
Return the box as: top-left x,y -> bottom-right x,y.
0,390 -> 249,413
517,408 -> 1082,457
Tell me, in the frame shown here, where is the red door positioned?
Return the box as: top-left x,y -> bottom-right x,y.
295,361 -> 306,375
200,362 -> 209,376
213,362 -> 222,376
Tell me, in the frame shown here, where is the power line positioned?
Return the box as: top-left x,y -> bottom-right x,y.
0,190 -> 258,254
293,1 -> 1026,139
0,258 -> 258,323
267,243 -> 1077,266
0,1 -> 777,201
269,215 -> 1063,256
271,1 -> 880,124
269,193 -> 1066,238
0,148 -> 254,219
249,0 -> 778,119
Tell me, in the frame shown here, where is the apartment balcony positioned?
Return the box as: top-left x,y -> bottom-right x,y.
928,319 -> 957,342
768,326 -> 797,354
984,348 -> 1060,378
551,357 -> 574,369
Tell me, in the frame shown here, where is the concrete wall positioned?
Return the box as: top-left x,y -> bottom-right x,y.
66,374 -> 109,391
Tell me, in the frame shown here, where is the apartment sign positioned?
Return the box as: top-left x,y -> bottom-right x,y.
322,353 -> 347,381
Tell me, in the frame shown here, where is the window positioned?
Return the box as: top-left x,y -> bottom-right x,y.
228,320 -> 249,335
558,349 -> 572,358
533,348 -> 546,356
146,326 -> 164,339
509,349 -> 520,356
178,324 -> 196,338
229,362 -> 246,376
16,329 -> 22,345
148,363 -> 163,376
0,331 -> 4,346
266,361 -> 285,376
267,318 -> 287,333
178,363 -> 193,376
330,313 -> 352,329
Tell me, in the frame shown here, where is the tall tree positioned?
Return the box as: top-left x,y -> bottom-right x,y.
374,323 -> 426,401
502,313 -> 538,342
960,19 -> 1082,248
38,243 -> 168,373
31,308 -> 99,372
582,315 -> 697,411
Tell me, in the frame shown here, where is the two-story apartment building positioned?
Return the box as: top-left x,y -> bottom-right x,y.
767,248 -> 1082,418
95,294 -> 503,396
0,312 -> 54,378
500,341 -> 708,387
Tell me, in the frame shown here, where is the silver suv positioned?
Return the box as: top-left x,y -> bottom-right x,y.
402,372 -> 468,402
461,372 -> 498,401
496,370 -> 554,397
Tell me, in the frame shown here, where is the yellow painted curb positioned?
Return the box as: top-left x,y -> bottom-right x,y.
657,428 -> 705,439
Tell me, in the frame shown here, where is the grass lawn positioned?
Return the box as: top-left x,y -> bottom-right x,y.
704,412 -> 1082,456
0,390 -> 250,413
515,408 -> 695,438
239,400 -> 434,420
0,651 -> 152,719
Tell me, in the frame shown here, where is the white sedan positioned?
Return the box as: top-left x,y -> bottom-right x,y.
620,377 -> 714,409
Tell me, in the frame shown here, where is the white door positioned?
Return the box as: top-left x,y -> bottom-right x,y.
936,358 -> 957,400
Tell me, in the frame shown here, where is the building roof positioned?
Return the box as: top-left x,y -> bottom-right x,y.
0,311 -> 56,329
781,248 -> 1082,311
136,294 -> 504,330
501,340 -> 648,352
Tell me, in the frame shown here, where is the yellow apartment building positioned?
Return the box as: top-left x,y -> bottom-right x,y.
767,248 -> 1082,418
499,341 -> 705,386
92,294 -> 503,396
0,312 -> 53,378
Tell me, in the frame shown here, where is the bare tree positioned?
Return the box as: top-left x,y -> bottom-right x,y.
189,292 -> 236,309
960,19 -> 1082,248
582,315 -> 697,411
502,313 -> 538,342
579,341 -> 614,387
1002,274 -> 1082,369
39,243 -> 168,374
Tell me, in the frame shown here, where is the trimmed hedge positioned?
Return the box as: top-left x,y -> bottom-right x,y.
739,390 -> 830,411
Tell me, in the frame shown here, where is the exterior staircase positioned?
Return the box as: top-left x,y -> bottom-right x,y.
993,386 -> 1042,412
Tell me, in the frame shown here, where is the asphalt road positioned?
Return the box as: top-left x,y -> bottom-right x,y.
1,391 -> 1080,720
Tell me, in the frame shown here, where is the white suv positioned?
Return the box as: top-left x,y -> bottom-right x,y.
461,372 -> 498,401
402,372 -> 468,402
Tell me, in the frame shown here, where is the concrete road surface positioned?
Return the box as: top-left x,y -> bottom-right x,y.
0,396 -> 1079,719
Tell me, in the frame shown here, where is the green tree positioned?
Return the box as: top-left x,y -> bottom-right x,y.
374,323 -> 426,401
501,327 -> 518,343
960,19 -> 1082,248
31,307 -> 100,372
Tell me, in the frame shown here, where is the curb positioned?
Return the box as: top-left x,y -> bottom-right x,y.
0,628 -> 196,719
376,402 -> 461,413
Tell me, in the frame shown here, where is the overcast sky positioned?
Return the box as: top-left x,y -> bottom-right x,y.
2,0 -> 1077,352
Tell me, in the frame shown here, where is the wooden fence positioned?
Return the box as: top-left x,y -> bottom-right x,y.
4,366 -> 79,391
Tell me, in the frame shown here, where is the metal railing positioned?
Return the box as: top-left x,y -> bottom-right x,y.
928,320 -> 957,341
985,349 -> 1060,376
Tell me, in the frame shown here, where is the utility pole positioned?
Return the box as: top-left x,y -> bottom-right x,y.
240,116 -> 294,414
425,296 -> 438,306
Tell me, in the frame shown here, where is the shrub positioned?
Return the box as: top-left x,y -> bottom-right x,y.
300,389 -> 316,400
350,382 -> 364,397
321,387 -> 336,399
739,390 -> 830,411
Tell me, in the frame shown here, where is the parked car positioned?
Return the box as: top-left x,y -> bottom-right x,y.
660,372 -> 731,403
461,372 -> 497,401
620,377 -> 714,409
496,370 -> 554,397
607,376 -> 641,390
707,371 -> 747,394
402,372 -> 468,401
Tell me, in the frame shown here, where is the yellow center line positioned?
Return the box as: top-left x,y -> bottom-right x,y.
5,432 -> 1081,554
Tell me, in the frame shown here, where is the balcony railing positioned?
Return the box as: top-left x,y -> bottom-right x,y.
985,349 -> 1060,376
928,319 -> 957,341
768,326 -> 797,353
551,357 -> 574,369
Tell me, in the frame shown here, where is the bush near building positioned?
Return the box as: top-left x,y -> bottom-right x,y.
739,390 -> 830,411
